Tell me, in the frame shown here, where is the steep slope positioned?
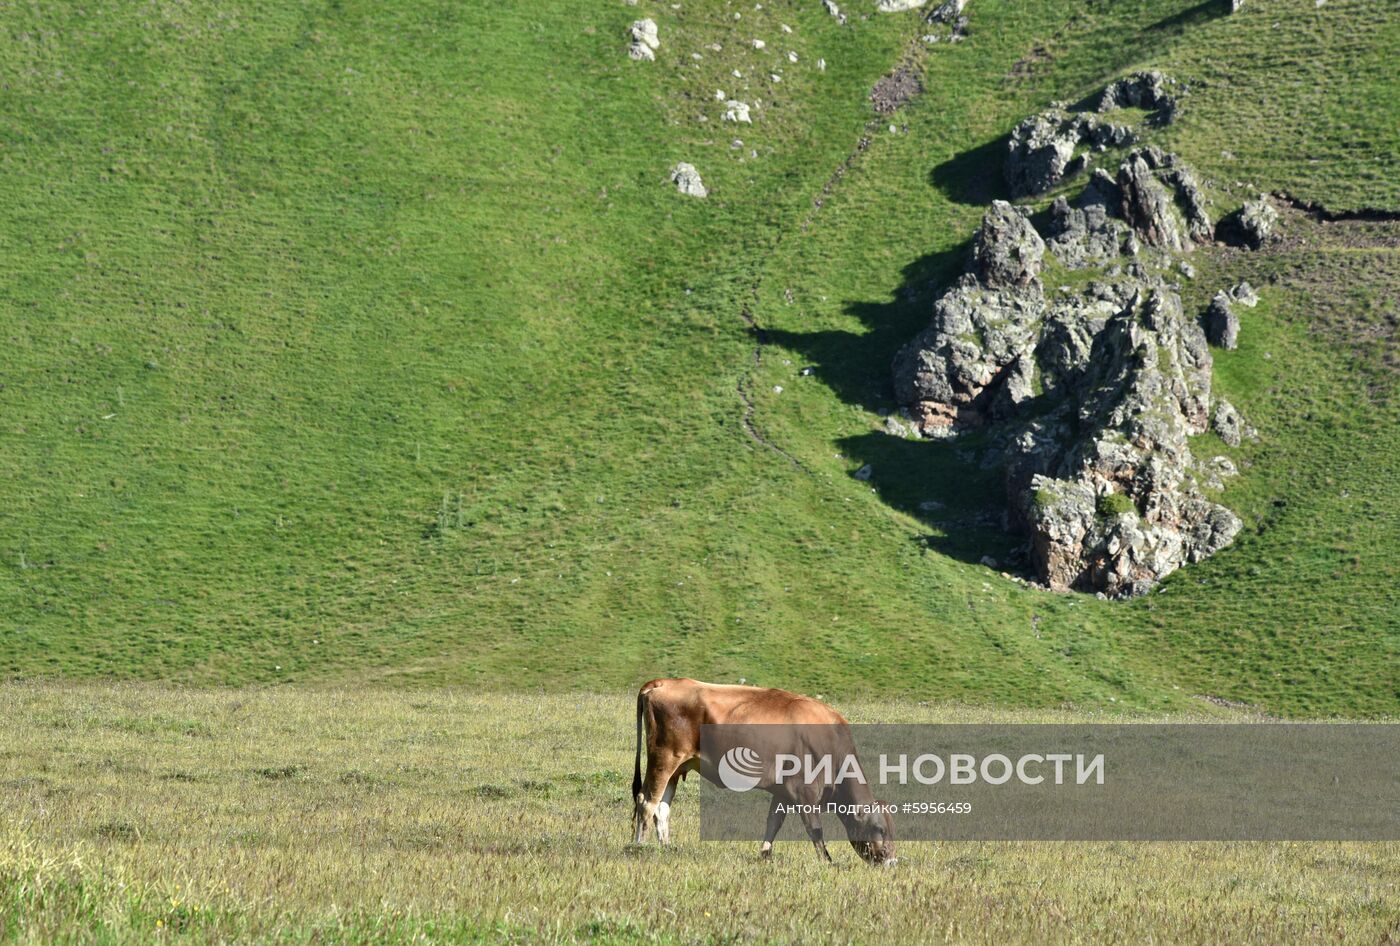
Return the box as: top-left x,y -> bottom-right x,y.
0,0 -> 1396,715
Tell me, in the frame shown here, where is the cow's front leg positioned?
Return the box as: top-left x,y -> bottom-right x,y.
759,796 -> 787,860
801,810 -> 833,863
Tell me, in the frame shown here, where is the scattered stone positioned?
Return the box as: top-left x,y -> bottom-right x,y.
723,100 -> 752,123
799,366 -> 816,376
1178,260 -> 1196,279
854,464 -> 874,481
1219,195 -> 1278,249
870,64 -> 923,114
1230,281 -> 1258,307
1212,399 -> 1256,447
979,555 -> 1000,568
1230,0 -> 1243,10
669,162 -> 707,198
876,0 -> 927,11
627,19 -> 660,61
1204,291 -> 1239,349
927,0 -> 968,23
773,385 -> 783,394
818,58 -> 827,71
823,0 -> 847,24
752,38 -> 766,49
884,415 -> 919,438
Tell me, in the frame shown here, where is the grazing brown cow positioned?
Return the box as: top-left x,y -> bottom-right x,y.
630,678 -> 896,864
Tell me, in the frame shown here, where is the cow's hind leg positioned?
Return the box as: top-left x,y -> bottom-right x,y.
633,754 -> 683,845
655,773 -> 681,845
759,796 -> 787,860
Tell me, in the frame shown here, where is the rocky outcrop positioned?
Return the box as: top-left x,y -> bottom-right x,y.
895,105 -> 1260,597
628,19 -> 659,61
1004,72 -> 1183,199
1005,110 -> 1134,198
1004,281 -> 1241,596
669,162 -> 707,198
1097,71 -> 1181,124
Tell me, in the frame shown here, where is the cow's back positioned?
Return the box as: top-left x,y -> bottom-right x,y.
641,678 -> 848,727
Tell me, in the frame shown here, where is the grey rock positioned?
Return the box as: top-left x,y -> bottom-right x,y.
972,200 -> 1045,289
1114,148 -> 1212,250
1222,195 -> 1278,249
876,0 -> 926,11
854,464 -> 874,481
1230,281 -> 1259,307
884,415 -> 919,439
979,554 -> 1000,568
1005,111 -> 1080,198
1204,291 -> 1239,349
896,105 -> 1250,596
1004,111 -> 1130,198
723,100 -> 752,123
1212,398 -> 1255,447
1117,151 -> 1184,250
927,0 -> 968,23
823,0 -> 847,23
892,275 -> 1044,433
627,19 -> 659,60
1231,0 -> 1244,11
669,162 -> 707,198
1044,171 -> 1126,267
1097,70 -> 1180,124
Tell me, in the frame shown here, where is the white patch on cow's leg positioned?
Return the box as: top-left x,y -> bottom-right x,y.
655,802 -> 671,844
760,797 -> 786,859
656,778 -> 677,844
634,795 -> 658,844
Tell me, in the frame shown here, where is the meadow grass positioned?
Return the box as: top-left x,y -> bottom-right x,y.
2,683 -> 1398,944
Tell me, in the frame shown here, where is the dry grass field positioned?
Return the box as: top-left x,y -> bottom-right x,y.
2,684 -> 1397,944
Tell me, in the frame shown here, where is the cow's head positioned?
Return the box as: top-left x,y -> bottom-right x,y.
843,802 -> 897,866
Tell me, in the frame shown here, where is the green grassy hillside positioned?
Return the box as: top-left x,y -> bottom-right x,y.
1,0 -> 1397,715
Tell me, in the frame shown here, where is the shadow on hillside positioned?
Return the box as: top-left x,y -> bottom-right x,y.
765,235 -> 1025,570
929,135 -> 1010,208
1145,0 -> 1228,38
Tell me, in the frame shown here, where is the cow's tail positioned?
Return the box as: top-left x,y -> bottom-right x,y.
632,689 -> 646,803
